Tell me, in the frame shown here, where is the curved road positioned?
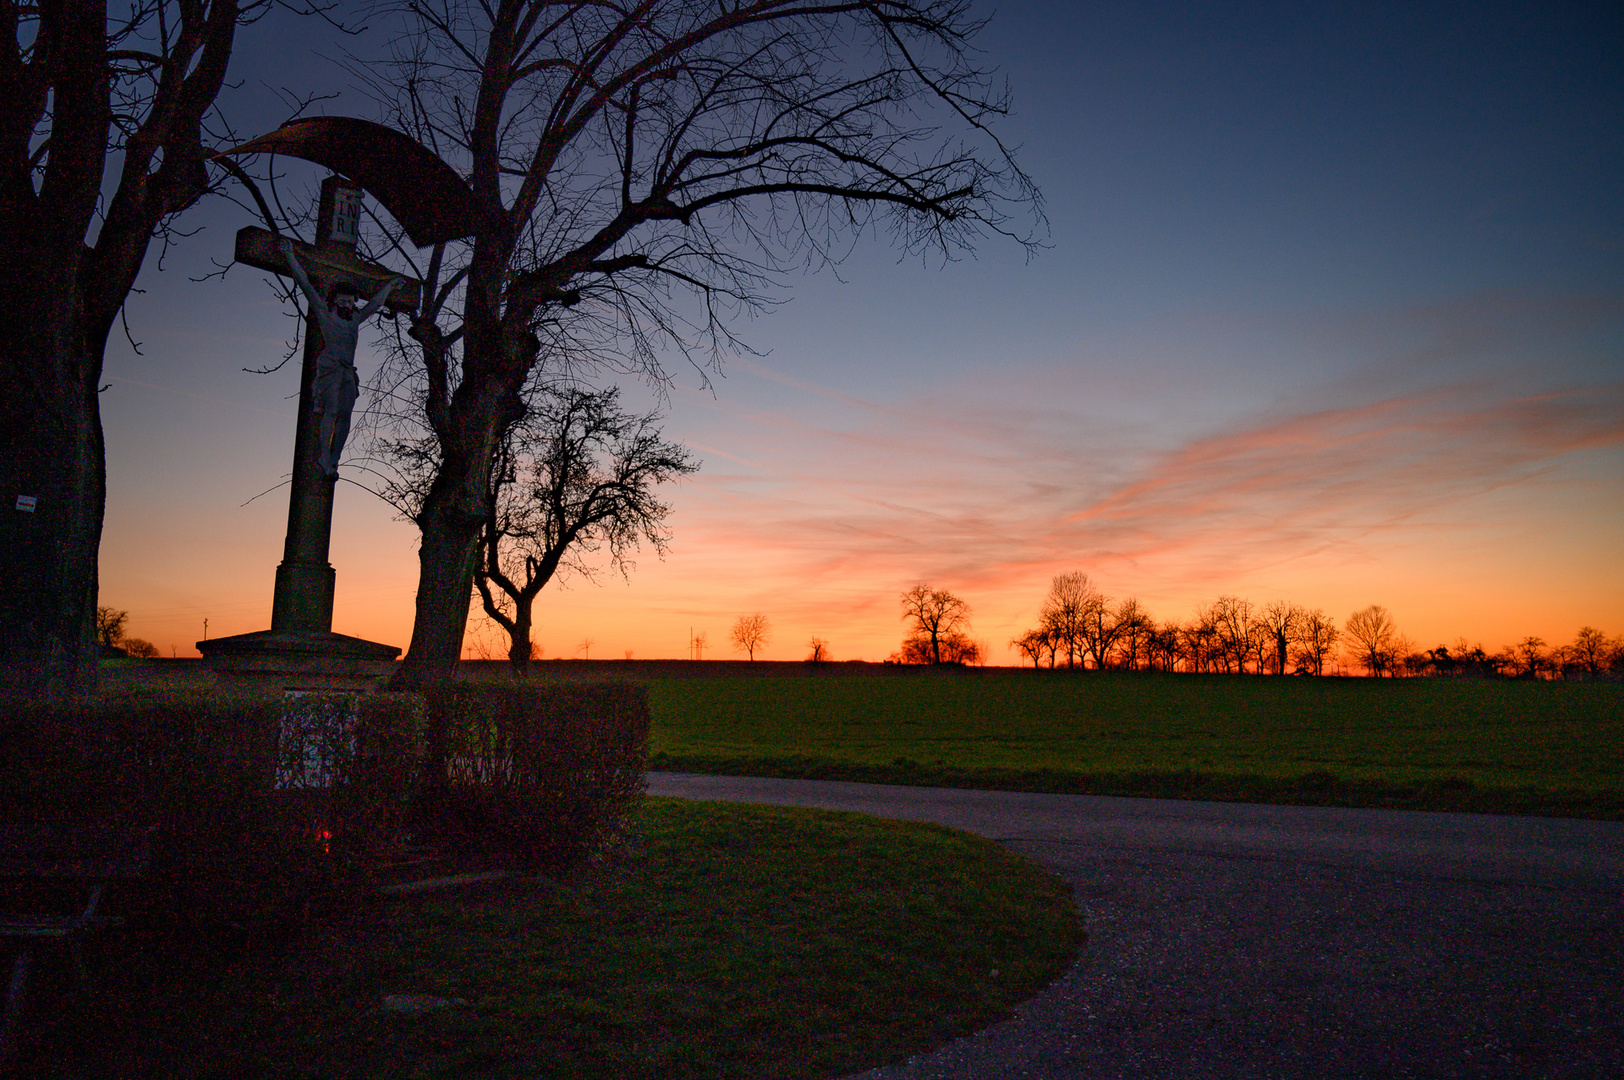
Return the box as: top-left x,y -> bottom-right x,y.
647,772 -> 1624,1080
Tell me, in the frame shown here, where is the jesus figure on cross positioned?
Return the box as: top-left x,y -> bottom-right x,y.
279,237 -> 402,476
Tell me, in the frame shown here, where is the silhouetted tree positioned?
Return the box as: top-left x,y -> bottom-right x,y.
0,1 -> 261,696
1389,633 -> 1417,677
1077,592 -> 1122,670
1039,571 -> 1096,668
900,584 -> 972,665
953,637 -> 987,665
1607,637 -> 1624,678
367,0 -> 1042,686
404,385 -> 699,671
1422,645 -> 1455,677
1399,644 -> 1431,678
1112,598 -> 1151,670
1423,639 -> 1503,679
1148,621 -> 1183,672
731,614 -> 771,661
1511,636 -> 1548,680
122,637 -> 159,659
1344,605 -> 1398,677
1569,627 -> 1611,678
1291,609 -> 1339,676
1182,610 -> 1220,674
807,637 -> 830,664
1259,601 -> 1303,676
95,607 -> 130,651
1209,596 -> 1255,675
1012,628 -> 1047,668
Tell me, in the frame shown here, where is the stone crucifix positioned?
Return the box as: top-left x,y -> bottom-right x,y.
233,175 -> 421,635
278,237 -> 401,476
199,120 -> 482,688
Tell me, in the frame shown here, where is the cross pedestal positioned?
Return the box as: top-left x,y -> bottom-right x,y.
198,176 -> 415,692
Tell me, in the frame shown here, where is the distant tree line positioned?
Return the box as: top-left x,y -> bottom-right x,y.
1007,573 -> 1624,680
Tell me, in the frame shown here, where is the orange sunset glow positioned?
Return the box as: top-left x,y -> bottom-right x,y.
92,3 -> 1621,668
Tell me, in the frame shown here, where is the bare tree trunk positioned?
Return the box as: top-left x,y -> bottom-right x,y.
506,602 -> 534,672
0,323 -> 105,698
389,348 -> 520,689
391,488 -> 484,689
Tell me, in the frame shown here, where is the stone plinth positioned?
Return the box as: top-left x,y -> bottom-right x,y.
196,629 -> 399,693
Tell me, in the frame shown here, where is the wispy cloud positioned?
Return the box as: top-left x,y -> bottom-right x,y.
662,378 -> 1623,638
1060,384 -> 1623,561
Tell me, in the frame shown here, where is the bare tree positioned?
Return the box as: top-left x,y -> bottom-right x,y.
362,1 -> 1041,687
1148,620 -> 1183,672
1074,590 -> 1121,670
1512,636 -> 1548,680
1259,601 -> 1303,676
731,613 -> 770,661
1039,571 -> 1096,668
1209,596 -> 1255,675
1182,609 -> 1220,674
1291,609 -> 1339,676
1012,628 -> 1047,669
900,584 -> 972,665
1111,598 -> 1151,670
807,637 -> 830,664
95,607 -> 131,652
1396,637 -> 1428,677
405,385 -> 698,671
0,1 -> 264,696
1568,627 -> 1610,678
1344,605 -> 1398,677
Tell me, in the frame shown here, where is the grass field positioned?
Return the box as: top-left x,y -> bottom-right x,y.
100,659 -> 1624,816
16,798 -> 1080,1079
639,666 -> 1624,818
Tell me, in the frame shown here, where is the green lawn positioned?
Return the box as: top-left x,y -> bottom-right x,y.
17,798 -> 1080,1079
646,669 -> 1624,817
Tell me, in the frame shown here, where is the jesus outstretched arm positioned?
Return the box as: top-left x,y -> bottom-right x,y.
355,276 -> 399,320
278,238 -> 341,339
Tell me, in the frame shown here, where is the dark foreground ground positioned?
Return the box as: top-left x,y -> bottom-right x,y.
653,773 -> 1624,1080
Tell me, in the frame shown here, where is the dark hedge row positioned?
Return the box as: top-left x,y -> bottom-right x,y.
0,682 -> 650,938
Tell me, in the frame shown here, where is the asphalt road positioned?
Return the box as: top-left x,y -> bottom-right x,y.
646,772 -> 1624,1080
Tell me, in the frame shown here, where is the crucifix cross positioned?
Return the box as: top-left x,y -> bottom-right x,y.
237,175 -> 423,637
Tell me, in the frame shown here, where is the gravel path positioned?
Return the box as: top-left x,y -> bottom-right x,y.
647,772 -> 1624,1080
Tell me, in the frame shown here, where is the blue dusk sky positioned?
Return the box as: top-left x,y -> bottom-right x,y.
96,0 -> 1623,662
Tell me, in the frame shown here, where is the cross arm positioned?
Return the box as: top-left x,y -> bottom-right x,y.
234,227 -> 421,314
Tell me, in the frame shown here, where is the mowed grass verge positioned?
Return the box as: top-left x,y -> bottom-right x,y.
18,798 -> 1081,1080
646,669 -> 1624,818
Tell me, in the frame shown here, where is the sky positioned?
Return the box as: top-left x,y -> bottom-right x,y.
97,0 -> 1623,664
